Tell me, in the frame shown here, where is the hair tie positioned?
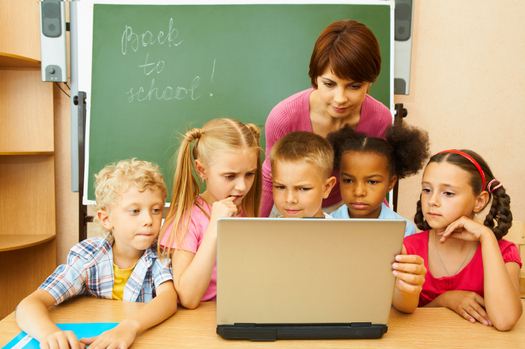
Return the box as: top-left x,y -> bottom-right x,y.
184,128 -> 202,142
437,150 -> 485,190
487,179 -> 502,193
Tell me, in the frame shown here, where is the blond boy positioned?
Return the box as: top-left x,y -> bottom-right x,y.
270,131 -> 336,218
16,159 -> 177,349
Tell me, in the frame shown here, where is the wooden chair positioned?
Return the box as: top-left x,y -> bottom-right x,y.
505,221 -> 525,298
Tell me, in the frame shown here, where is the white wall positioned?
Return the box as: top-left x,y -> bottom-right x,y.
395,0 -> 525,226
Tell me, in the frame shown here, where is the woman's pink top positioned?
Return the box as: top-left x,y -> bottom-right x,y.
403,230 -> 522,307
261,88 -> 392,217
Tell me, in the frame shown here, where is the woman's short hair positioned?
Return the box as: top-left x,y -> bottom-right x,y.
308,19 -> 381,87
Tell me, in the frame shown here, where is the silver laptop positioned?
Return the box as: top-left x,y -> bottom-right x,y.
216,218 -> 406,341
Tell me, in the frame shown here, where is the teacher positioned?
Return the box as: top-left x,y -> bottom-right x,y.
261,19 -> 393,217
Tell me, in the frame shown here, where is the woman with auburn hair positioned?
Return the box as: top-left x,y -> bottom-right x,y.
261,19 -> 392,217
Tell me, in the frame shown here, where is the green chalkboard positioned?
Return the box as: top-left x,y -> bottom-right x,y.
86,3 -> 392,202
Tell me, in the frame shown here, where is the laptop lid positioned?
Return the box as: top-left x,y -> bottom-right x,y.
216,218 -> 405,330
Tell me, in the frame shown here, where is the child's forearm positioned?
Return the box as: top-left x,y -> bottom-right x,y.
481,233 -> 522,331
424,293 -> 445,308
16,290 -> 64,341
175,197 -> 238,308
174,224 -> 217,308
392,288 -> 419,313
123,282 -> 178,334
79,283 -> 178,348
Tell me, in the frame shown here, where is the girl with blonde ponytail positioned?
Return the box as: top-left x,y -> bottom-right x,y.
160,118 -> 262,309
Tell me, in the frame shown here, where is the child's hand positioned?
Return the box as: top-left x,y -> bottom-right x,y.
41,330 -> 84,349
392,254 -> 426,294
438,216 -> 493,244
439,290 -> 492,326
210,197 -> 238,221
80,320 -> 137,349
391,250 -> 426,314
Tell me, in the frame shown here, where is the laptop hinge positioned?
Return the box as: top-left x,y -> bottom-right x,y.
217,323 -> 388,341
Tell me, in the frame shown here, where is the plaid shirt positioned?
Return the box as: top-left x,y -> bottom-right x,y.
40,237 -> 172,304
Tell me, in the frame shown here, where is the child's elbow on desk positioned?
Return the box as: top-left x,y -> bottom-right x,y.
490,304 -> 522,332
178,294 -> 201,310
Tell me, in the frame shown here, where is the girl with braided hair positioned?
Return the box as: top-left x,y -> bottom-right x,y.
405,149 -> 522,331
159,118 -> 262,309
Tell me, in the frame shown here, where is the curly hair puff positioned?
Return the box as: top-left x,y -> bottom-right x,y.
326,117 -> 430,180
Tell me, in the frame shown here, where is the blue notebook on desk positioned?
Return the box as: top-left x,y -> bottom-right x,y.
216,218 -> 406,341
2,323 -> 118,349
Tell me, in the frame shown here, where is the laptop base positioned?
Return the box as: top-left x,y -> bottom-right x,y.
217,323 -> 388,341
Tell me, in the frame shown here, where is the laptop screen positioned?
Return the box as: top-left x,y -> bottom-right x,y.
216,218 -> 405,326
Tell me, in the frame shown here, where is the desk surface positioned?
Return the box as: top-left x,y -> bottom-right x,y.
1,297 -> 524,349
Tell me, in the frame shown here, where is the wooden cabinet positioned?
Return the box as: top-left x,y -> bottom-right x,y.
0,1 -> 57,319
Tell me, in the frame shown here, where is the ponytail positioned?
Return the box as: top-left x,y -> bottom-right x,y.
159,127 -> 208,260
241,123 -> 263,217
483,180 -> 512,240
245,123 -> 261,143
385,118 -> 429,180
159,119 -> 263,259
414,196 -> 431,231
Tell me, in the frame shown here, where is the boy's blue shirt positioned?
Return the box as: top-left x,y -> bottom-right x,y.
39,237 -> 172,304
330,203 -> 417,237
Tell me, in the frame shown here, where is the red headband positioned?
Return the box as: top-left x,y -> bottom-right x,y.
437,150 -> 486,190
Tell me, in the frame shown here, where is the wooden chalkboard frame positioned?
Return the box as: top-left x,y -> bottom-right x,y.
77,0 -> 395,205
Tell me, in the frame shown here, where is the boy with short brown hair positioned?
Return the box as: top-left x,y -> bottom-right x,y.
270,131 -> 337,218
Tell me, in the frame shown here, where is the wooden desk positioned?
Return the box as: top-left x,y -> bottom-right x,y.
1,297 -> 523,349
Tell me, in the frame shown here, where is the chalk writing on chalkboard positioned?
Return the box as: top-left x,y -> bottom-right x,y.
121,19 -> 216,103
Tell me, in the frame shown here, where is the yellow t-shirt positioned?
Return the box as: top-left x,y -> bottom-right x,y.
112,261 -> 138,300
